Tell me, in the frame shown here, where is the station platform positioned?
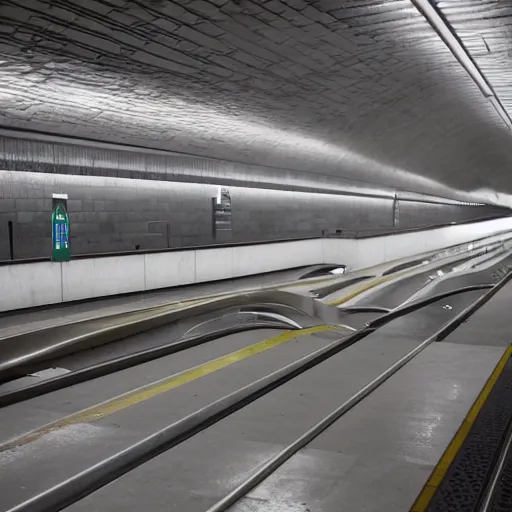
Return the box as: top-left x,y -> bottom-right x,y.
0,242 -> 511,512
0,266 -> 317,339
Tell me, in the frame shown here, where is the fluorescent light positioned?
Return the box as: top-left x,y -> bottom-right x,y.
52,193 -> 68,199
411,0 -> 492,96
411,0 -> 512,130
490,97 -> 512,130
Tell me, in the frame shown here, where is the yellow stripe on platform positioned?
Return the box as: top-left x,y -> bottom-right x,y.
325,276 -> 392,306
410,344 -> 512,512
1,325 -> 340,453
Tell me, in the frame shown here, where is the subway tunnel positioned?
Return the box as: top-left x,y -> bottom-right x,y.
0,0 -> 512,257
2,2 -> 512,512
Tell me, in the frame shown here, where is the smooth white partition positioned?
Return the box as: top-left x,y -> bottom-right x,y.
355,233 -> 429,270
1,216 -> 512,312
144,251 -> 196,290
61,255 -> 146,302
320,238 -> 355,267
195,247 -> 234,283
347,217 -> 512,270
0,261 -> 61,311
231,239 -> 320,277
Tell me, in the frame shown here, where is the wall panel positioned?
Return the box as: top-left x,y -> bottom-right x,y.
0,261 -> 62,311
0,171 -> 507,260
2,217 -> 512,313
61,255 -> 146,302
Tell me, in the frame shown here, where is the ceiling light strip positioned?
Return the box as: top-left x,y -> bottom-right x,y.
490,97 -> 512,130
410,0 -> 512,131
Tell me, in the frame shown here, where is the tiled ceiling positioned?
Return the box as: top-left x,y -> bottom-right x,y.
0,0 -> 512,205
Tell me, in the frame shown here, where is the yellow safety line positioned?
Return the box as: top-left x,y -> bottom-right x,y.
277,275 -> 342,289
324,257 -> 447,307
0,325 -> 340,453
325,245 -> 503,308
325,275 -> 392,306
144,274 -> 338,311
410,344 -> 512,512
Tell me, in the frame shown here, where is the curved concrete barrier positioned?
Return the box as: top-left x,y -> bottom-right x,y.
1,217 -> 511,313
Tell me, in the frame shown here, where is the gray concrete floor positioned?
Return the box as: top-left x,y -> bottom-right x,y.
1,273 -> 509,512
0,328 -> 342,510
55,292 -> 485,512
320,249 -> 482,306
0,329 -> 288,442
229,283 -> 512,512
440,277 -> 512,347
350,251 -> 512,310
232,342 -> 504,512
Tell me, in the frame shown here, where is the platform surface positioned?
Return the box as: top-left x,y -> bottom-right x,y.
1,262 -> 511,512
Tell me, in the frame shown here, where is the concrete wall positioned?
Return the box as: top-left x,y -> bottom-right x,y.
1,216 -> 511,313
397,200 -> 489,229
0,171 -> 506,261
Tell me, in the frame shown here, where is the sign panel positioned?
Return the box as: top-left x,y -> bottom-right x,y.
393,194 -> 400,228
51,194 -> 70,261
212,187 -> 232,240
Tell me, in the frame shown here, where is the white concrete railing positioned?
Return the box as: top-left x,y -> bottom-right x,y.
2,217 -> 512,313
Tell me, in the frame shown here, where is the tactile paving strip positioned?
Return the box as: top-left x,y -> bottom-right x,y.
487,425 -> 512,512
426,357 -> 512,512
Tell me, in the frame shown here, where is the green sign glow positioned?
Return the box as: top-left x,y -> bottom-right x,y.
52,203 -> 70,261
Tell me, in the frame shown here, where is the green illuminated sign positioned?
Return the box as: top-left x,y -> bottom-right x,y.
52,202 -> 70,261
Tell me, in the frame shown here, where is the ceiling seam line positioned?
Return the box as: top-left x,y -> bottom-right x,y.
410,0 -> 512,131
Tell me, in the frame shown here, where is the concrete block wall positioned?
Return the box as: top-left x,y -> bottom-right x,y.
0,170 -> 507,260
398,200 -> 484,229
230,188 -> 392,242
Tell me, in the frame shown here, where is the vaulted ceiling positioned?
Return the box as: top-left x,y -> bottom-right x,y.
1,0 -> 512,205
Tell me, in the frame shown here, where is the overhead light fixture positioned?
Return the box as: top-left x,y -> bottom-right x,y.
411,0 -> 492,96
490,97 -> 512,130
411,0 -> 512,131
